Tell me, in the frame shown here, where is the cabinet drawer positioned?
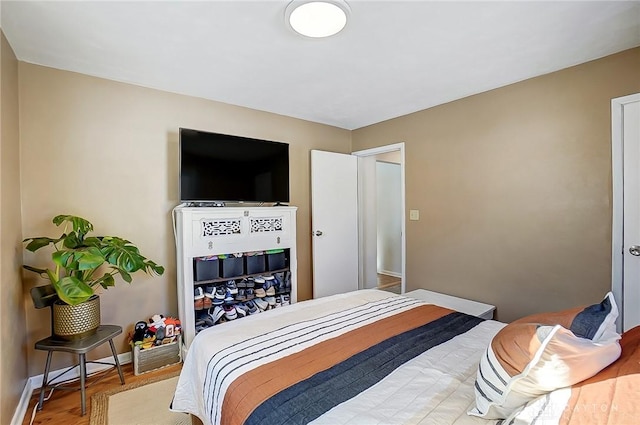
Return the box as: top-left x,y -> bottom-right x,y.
189,209 -> 293,254
246,212 -> 293,244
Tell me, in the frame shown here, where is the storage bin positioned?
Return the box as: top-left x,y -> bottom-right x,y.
193,256 -> 219,281
245,252 -> 266,274
266,250 -> 287,271
132,337 -> 182,375
221,254 -> 244,277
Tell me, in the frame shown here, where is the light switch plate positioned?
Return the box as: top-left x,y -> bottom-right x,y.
409,210 -> 420,220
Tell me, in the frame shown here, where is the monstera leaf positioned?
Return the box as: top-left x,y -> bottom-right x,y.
47,271 -> 94,305
23,215 -> 164,306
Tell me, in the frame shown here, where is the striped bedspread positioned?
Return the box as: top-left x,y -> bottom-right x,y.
172,289 -> 505,425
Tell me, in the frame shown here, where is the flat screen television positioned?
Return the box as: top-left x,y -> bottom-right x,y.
179,128 -> 290,204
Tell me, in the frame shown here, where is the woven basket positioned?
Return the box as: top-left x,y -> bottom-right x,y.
53,295 -> 101,340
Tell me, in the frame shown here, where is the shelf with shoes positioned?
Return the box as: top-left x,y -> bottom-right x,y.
175,206 -> 298,350
192,271 -> 293,333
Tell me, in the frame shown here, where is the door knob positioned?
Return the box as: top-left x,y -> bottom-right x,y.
630,245 -> 640,256
314,230 -> 323,236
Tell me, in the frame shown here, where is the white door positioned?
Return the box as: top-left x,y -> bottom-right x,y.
311,150 -> 359,298
622,99 -> 640,331
613,94 -> 640,332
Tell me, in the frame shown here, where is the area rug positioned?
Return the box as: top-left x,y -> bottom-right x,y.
89,370 -> 191,425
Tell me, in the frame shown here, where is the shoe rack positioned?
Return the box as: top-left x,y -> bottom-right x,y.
174,206 -> 297,350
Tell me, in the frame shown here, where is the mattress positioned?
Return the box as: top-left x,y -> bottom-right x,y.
171,289 -> 505,425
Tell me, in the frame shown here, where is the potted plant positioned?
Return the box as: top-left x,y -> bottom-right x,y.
24,214 -> 164,339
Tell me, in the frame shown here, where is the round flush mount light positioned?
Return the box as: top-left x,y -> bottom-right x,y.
285,0 -> 351,38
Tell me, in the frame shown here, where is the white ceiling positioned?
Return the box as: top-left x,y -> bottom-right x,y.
2,1 -> 639,130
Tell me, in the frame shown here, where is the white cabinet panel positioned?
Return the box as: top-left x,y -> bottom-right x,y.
175,206 -> 297,350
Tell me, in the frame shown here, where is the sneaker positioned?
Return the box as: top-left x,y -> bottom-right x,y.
224,290 -> 235,303
282,294 -> 290,306
215,286 -> 226,300
236,289 -> 247,301
237,279 -> 248,288
245,278 -> 256,288
275,295 -> 282,308
255,287 -> 266,298
271,274 -> 281,292
274,272 -> 289,292
254,276 -> 266,285
265,284 -> 276,297
254,297 -> 268,311
209,306 -> 225,323
212,296 -> 224,306
204,285 -> 216,299
194,287 -> 205,310
235,304 -> 248,317
202,314 -> 216,326
226,280 -> 238,295
265,296 -> 276,307
203,296 -> 212,309
195,323 -> 207,333
264,275 -> 276,295
244,300 -> 259,315
282,271 -> 291,289
194,286 -> 205,299
224,305 -> 238,320
245,288 -> 255,300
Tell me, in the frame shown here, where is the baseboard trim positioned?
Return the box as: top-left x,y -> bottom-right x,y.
11,378 -> 34,425
11,352 -> 132,425
378,270 -> 401,278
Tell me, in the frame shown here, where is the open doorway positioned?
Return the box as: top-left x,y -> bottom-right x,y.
376,157 -> 402,293
353,143 -> 406,294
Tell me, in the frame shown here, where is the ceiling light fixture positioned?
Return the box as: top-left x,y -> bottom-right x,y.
285,0 -> 350,38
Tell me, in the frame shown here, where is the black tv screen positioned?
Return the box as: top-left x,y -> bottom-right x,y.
179,128 -> 290,203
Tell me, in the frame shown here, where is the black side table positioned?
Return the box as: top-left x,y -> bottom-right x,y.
35,324 -> 125,416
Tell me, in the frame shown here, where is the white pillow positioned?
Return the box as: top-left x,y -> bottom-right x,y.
468,293 -> 621,419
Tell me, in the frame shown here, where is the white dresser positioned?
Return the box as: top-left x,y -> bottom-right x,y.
174,206 -> 298,350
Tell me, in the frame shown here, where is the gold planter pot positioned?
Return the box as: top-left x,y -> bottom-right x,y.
53,295 -> 101,340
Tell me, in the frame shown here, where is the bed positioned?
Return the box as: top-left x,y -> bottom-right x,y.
171,289 -> 640,425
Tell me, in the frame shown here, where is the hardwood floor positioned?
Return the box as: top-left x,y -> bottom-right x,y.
377,273 -> 401,294
22,362 -> 182,425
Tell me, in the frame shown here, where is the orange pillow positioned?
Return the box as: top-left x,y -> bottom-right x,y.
469,293 -> 621,419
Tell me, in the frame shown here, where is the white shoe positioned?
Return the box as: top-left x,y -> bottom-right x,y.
254,298 -> 268,311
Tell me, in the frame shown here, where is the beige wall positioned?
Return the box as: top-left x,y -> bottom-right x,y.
19,63 -> 351,375
353,48 -> 640,322
1,31 -> 27,424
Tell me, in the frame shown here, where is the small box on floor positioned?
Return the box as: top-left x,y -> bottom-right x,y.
132,337 -> 182,375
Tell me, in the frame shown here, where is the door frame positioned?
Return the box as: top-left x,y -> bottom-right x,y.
611,93 -> 640,331
352,142 -> 406,294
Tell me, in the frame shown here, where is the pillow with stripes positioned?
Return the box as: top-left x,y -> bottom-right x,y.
511,292 -> 620,342
468,293 -> 621,420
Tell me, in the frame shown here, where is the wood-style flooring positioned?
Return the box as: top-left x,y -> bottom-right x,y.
377,273 -> 401,294
22,362 -> 182,425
